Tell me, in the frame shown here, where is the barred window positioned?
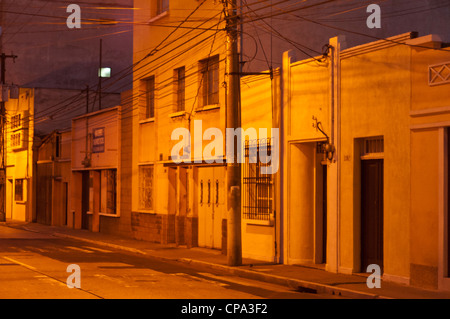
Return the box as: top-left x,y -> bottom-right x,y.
106,170 -> 117,215
243,139 -> 273,221
363,136 -> 384,156
15,179 -> 24,202
11,114 -> 21,130
139,165 -> 154,210
11,132 -> 21,148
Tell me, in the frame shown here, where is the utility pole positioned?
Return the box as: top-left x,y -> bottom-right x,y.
0,53 -> 17,222
225,0 -> 242,266
85,85 -> 90,114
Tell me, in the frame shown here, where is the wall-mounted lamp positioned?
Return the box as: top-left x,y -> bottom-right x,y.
313,115 -> 335,161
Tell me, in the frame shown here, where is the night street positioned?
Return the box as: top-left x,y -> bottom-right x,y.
0,225 -> 335,299
1,0 -> 450,301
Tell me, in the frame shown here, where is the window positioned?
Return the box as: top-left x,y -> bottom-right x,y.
174,67 -> 185,112
11,132 -> 21,149
362,136 -> 384,157
140,76 -> 155,120
100,170 -> 117,215
11,114 -> 21,130
139,165 -> 154,210
15,179 -> 24,202
55,134 -> 61,158
242,139 -> 273,220
199,55 -> 219,107
105,170 -> 116,215
157,0 -> 169,15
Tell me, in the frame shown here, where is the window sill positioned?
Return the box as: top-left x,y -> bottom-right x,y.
148,11 -> 168,24
99,213 -> 119,218
139,117 -> 155,125
196,104 -> 220,112
135,210 -> 156,215
15,200 -> 27,205
244,219 -> 273,226
169,111 -> 187,118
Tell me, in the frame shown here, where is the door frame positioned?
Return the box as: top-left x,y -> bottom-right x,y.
439,127 -> 450,290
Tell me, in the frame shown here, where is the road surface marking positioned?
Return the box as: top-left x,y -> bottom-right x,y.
84,246 -> 112,253
2,257 -> 103,299
2,256 -> 37,270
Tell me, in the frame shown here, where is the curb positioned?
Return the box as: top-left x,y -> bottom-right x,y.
53,233 -> 148,255
175,258 -> 386,299
5,223 -> 389,299
53,232 -> 387,299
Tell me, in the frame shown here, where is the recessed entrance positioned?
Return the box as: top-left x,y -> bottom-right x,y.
361,159 -> 384,273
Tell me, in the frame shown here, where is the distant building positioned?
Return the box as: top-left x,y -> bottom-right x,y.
4,88 -> 34,221
69,90 -> 132,236
35,130 -> 71,226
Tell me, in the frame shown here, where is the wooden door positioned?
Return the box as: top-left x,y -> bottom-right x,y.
81,171 -> 90,230
361,159 -> 384,272
198,167 -> 223,249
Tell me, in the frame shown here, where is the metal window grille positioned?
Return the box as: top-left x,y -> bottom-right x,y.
11,114 -> 21,130
363,137 -> 384,156
11,132 -> 21,148
243,139 -> 273,220
139,165 -> 154,210
15,179 -> 23,202
106,170 -> 117,215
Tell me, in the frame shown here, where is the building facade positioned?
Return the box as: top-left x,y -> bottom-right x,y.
4,88 -> 34,222
409,35 -> 450,290
131,0 -> 228,247
35,130 -> 71,226
71,106 -> 120,232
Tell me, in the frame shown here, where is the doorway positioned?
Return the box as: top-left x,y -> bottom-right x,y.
81,171 -> 90,230
361,159 -> 384,272
6,179 -> 12,220
197,166 -> 224,249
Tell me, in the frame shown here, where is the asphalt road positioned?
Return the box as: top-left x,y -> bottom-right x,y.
0,226 -> 338,300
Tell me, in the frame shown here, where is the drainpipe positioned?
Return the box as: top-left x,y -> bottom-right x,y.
329,36 -> 344,274
280,50 -> 295,264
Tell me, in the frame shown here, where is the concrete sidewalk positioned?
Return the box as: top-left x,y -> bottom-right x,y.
2,221 -> 450,299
